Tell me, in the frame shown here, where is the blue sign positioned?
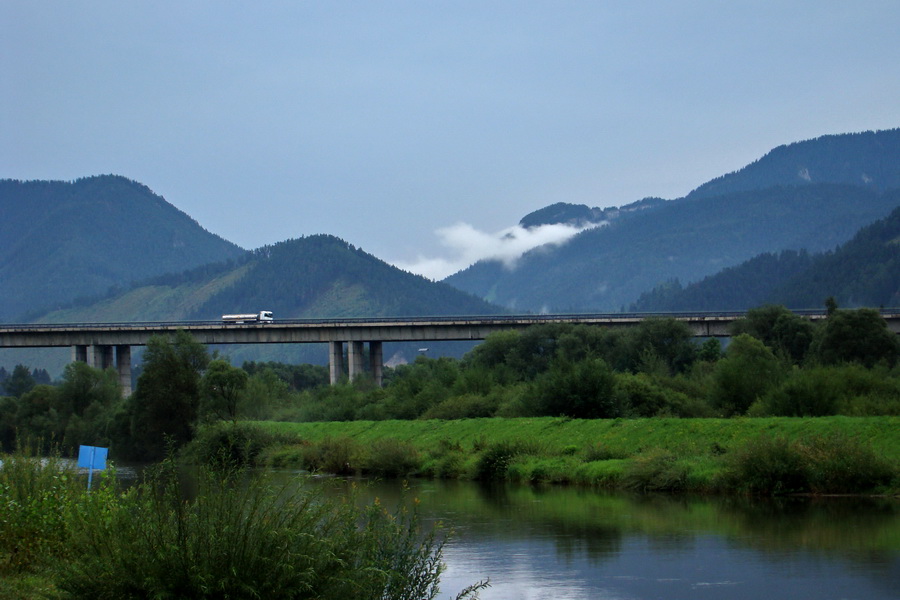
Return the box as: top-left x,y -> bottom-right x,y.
77,445 -> 109,490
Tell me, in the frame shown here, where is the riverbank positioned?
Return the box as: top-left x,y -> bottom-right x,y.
244,416 -> 900,495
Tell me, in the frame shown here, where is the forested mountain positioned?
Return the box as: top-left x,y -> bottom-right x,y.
632,201 -> 900,311
688,129 -> 900,200
445,129 -> 900,312
28,235 -> 502,368
0,175 -> 245,321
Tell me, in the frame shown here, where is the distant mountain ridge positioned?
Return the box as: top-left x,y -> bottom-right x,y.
445,129 -> 900,312
631,199 -> 900,311
687,129 -> 900,200
0,175 -> 246,321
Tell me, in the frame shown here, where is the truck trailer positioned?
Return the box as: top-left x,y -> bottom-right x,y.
221,311 -> 274,323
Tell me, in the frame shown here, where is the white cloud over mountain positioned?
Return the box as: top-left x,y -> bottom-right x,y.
394,221 -> 602,281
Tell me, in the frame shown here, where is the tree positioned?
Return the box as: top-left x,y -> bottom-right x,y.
58,361 -> 121,418
124,330 -> 209,460
711,334 -> 784,416
200,359 -> 249,422
730,305 -> 815,364
814,308 -> 900,368
5,364 -> 36,398
527,357 -> 622,419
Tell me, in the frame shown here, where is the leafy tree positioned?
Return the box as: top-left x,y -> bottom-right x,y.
625,318 -> 697,374
730,305 -> 815,363
6,364 -> 36,398
123,330 -> 210,460
813,308 -> 900,368
14,385 -> 65,447
711,334 -> 784,416
58,362 -> 121,418
200,360 -> 249,423
526,357 -> 621,419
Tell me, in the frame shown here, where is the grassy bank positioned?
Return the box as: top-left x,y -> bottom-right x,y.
244,417 -> 900,495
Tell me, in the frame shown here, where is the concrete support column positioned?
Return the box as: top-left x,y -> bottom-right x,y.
348,341 -> 366,382
88,345 -> 114,370
72,345 -> 88,363
329,341 -> 344,384
116,345 -> 132,397
369,341 -> 383,387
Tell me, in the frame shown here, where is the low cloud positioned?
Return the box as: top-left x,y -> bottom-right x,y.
394,221 -> 602,281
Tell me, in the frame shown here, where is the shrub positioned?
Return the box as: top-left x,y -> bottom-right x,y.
720,434 -> 896,495
420,393 -> 498,420
800,434 -> 896,494
0,445 -> 90,574
58,459 -> 488,599
363,439 -> 422,478
474,441 -> 541,481
185,421 -> 289,467
301,436 -> 361,475
622,449 -> 688,492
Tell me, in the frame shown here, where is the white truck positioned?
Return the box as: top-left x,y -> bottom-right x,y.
221,310 -> 274,323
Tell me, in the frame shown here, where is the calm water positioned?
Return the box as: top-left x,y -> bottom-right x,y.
299,476 -> 899,600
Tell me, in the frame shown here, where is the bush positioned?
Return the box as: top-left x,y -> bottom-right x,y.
474,441 -> 541,481
721,434 -> 896,495
622,449 -> 688,492
185,422 -> 289,467
300,437 -> 361,475
0,447 -> 87,574
58,459 -> 488,599
420,393 -> 499,420
363,439 -> 422,478
752,364 -> 900,417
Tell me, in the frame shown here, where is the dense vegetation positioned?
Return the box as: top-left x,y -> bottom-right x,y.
3,305 -> 898,461
0,175 -> 245,321
633,203 -> 900,311
0,450 -> 487,599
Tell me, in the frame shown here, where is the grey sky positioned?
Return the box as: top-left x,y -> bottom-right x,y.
3,2 -> 899,279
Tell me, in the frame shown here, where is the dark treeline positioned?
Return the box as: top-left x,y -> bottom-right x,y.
2,304 -> 898,460
633,200 -> 900,311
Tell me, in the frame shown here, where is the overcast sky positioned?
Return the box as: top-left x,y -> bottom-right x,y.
3,2 -> 900,279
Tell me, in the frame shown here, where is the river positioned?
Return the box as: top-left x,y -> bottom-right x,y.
298,475 -> 899,600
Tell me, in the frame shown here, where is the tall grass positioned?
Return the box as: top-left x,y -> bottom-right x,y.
0,444 -> 87,575
58,458 -> 487,599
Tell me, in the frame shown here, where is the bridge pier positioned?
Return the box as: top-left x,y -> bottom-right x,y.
329,341 -> 344,384
71,344 -> 132,397
327,340 -> 384,386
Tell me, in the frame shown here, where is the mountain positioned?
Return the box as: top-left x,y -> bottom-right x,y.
445,129 -> 900,312
0,175 -> 246,321
632,200 -> 900,311
29,235 -> 502,368
687,129 -> 900,200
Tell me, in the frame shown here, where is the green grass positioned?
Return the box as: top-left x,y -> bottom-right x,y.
252,417 -> 900,494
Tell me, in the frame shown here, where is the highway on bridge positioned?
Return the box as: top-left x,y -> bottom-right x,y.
3,310 -> 898,392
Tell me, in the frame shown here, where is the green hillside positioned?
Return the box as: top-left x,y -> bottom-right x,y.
0,175 -> 245,321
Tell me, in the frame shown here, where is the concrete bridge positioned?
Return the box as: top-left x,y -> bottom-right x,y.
3,311 -> 899,394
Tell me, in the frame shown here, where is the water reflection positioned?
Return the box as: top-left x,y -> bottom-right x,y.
296,476 -> 899,600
